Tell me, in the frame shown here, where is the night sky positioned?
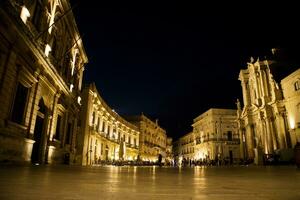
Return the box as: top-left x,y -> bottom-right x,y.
72,1 -> 299,140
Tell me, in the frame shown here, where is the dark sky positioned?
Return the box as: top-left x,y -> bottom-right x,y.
71,1 -> 300,140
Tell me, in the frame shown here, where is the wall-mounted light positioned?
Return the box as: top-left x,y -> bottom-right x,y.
289,117 -> 295,130
69,84 -> 74,92
77,96 -> 81,105
45,44 -> 52,57
20,6 -> 30,24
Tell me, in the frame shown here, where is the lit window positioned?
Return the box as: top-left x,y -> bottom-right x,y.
20,6 -> 30,24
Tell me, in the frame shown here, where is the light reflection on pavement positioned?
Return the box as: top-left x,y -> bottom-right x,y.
0,165 -> 299,199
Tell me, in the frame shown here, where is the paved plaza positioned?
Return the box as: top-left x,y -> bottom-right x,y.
0,165 -> 300,200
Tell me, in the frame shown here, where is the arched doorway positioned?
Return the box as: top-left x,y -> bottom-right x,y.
31,98 -> 47,164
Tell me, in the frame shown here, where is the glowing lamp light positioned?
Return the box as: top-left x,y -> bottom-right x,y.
69,84 -> 74,92
20,6 -> 30,24
77,96 -> 82,105
44,44 -> 52,57
71,61 -> 75,76
290,117 -> 295,130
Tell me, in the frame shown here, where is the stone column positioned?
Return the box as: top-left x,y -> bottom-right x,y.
283,114 -> 292,148
99,115 -> 103,132
265,119 -> 274,154
72,119 -> 78,151
276,114 -> 286,149
78,68 -> 84,91
115,125 -> 119,140
246,125 -> 254,159
259,70 -> 266,97
49,92 -> 60,141
27,77 -> 41,137
238,127 -> 245,160
40,110 -> 51,164
270,119 -> 279,150
104,120 -> 108,135
241,80 -> 250,107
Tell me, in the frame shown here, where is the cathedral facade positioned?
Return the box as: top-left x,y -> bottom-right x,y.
0,0 -> 87,164
237,58 -> 295,164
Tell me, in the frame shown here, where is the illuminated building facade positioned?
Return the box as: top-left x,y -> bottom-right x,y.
76,84 -> 139,166
193,109 -> 240,163
281,68 -> 300,145
125,114 -> 167,162
178,132 -> 195,162
237,58 -> 295,163
165,137 -> 173,165
0,0 -> 87,164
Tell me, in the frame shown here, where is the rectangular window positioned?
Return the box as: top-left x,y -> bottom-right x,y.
96,118 -> 100,130
92,112 -> 96,124
227,131 -> 233,141
11,82 -> 28,124
65,122 -> 72,144
107,125 -> 110,135
102,121 -> 105,132
32,2 -> 42,31
54,115 -> 62,140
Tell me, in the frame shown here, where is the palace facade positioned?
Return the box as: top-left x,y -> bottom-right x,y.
125,114 -> 167,163
76,84 -> 140,166
0,0 -> 87,164
165,137 -> 173,165
178,132 -> 195,162
193,108 -> 240,164
281,69 -> 300,144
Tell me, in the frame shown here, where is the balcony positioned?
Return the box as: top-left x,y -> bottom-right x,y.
196,138 -> 240,145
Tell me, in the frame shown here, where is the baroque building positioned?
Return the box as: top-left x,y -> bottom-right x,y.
125,114 -> 167,163
178,132 -> 195,163
76,84 -> 140,166
165,137 -> 173,165
193,108 -> 240,164
281,68 -> 300,144
0,0 -> 87,164
237,58 -> 296,164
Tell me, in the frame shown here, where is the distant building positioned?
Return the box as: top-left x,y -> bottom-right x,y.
0,0 -> 87,164
125,114 -> 167,163
281,68 -> 300,145
193,108 -> 240,164
165,137 -> 173,165
76,84 -> 140,166
172,140 -> 180,165
237,58 -> 297,164
178,132 -> 195,163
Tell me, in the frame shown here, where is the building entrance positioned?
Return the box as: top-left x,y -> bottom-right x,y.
31,99 -> 47,164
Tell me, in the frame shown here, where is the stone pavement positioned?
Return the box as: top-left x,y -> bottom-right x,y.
0,165 -> 299,200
